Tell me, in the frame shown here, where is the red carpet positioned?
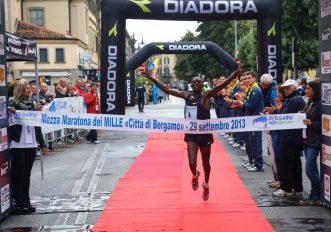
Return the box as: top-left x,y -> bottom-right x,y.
92,133 -> 274,231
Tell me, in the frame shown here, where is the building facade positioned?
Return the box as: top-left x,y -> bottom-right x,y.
155,54 -> 177,87
4,0 -> 101,84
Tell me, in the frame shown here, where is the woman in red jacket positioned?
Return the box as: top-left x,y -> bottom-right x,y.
84,82 -> 100,144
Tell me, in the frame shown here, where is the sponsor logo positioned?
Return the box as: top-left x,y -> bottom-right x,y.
108,22 -> 118,37
164,0 -> 258,14
268,45 -> 277,80
322,83 -> 331,105
131,0 -> 152,12
321,0 -> 331,18
0,162 -> 8,176
325,174 -> 330,201
322,26 -> 331,42
169,44 -> 207,51
321,51 -> 331,74
106,46 -> 117,112
1,184 -> 10,213
267,22 -> 276,37
268,115 -> 294,126
127,79 -> 131,104
252,116 -> 268,129
25,45 -> 37,56
156,45 -> 165,50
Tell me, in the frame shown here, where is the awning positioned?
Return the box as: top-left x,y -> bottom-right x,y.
22,71 -> 71,77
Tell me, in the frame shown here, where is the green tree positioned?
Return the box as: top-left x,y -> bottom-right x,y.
281,0 -> 318,73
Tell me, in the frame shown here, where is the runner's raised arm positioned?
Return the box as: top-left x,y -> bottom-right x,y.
141,70 -> 187,99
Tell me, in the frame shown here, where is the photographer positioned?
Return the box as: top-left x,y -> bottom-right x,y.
84,82 -> 100,144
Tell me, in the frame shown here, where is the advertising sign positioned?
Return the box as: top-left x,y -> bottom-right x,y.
320,0 -> 331,206
0,0 -> 11,219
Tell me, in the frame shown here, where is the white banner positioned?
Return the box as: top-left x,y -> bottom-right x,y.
9,111 -> 307,134
42,96 -> 86,113
41,96 -> 86,134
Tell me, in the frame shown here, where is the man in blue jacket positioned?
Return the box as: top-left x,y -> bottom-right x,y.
233,71 -> 264,172
266,79 -> 306,197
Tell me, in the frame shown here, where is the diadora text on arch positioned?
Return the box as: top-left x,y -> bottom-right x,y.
169,44 -> 207,51
164,0 -> 258,14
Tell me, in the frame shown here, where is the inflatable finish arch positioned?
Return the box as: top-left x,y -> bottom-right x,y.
125,41 -> 238,105
102,0 -> 282,114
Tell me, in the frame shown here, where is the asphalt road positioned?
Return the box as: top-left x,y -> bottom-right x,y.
0,96 -> 330,231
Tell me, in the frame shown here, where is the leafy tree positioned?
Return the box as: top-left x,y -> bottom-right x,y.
174,1 -> 318,80
281,0 -> 318,73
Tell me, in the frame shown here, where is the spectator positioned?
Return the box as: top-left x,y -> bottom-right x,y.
260,74 -> 277,107
30,83 -> 37,102
269,79 -> 306,197
74,79 -> 86,96
158,89 -> 165,103
8,79 -> 46,214
81,79 -> 88,93
84,82 -> 100,144
86,83 -> 91,93
302,80 -> 321,204
152,84 -> 158,104
233,71 -> 264,172
54,82 -> 65,98
59,78 -> 67,96
136,82 -> 146,112
39,83 -> 53,105
298,76 -> 308,96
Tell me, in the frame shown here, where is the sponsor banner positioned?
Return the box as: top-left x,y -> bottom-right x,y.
321,51 -> 331,74
5,32 -> 37,62
322,83 -> 331,105
0,128 -> 7,152
0,96 -> 5,118
322,114 -> 331,136
322,144 -> 331,168
321,0 -> 331,18
9,111 -> 306,134
0,184 -> 9,213
0,64 -> 4,87
0,161 -> 8,177
321,24 -> 331,42
42,96 -> 86,114
320,0 -> 331,206
325,174 -> 331,202
41,96 -> 86,134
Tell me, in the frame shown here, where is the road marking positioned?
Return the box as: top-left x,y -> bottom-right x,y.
75,150 -> 106,225
54,144 -> 102,225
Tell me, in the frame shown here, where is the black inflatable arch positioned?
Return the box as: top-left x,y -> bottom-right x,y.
102,0 -> 282,114
126,41 -> 238,71
125,41 -> 238,105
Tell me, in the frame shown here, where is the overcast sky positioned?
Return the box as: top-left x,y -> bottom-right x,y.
126,19 -> 200,46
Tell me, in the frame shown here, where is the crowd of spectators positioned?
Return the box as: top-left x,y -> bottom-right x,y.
212,73 -> 321,205
6,77 -> 101,214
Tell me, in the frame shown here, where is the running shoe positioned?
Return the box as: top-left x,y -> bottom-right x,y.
191,171 -> 200,191
202,183 -> 209,201
248,166 -> 264,172
273,189 -> 290,197
232,143 -> 240,148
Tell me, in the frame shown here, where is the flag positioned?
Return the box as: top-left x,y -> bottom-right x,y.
152,58 -> 159,79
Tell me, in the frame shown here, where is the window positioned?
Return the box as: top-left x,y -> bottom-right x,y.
55,48 -> 65,62
29,9 -> 44,26
165,67 -> 170,76
164,57 -> 170,65
39,48 -> 48,63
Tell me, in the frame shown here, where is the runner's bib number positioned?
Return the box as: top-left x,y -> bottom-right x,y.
185,106 -> 197,120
